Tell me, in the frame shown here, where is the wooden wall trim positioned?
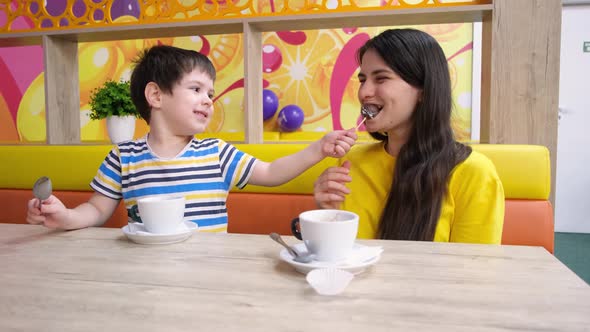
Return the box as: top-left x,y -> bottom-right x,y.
485,0 -> 561,201
243,22 -> 263,144
42,36 -> 80,145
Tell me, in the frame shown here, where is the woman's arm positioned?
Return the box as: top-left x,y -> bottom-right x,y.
449,153 -> 505,244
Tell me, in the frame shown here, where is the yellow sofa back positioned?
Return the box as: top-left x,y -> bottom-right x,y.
0,143 -> 550,200
0,143 -> 554,253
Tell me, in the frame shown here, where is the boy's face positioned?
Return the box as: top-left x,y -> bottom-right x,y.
158,68 -> 215,136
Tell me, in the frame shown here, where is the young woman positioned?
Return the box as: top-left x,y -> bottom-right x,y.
314,29 -> 504,243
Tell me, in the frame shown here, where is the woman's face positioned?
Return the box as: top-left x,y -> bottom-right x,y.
357,49 -> 421,137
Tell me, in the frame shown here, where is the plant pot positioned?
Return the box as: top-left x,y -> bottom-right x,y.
106,115 -> 136,144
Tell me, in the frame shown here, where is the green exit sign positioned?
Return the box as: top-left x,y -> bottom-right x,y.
585,42 -> 590,53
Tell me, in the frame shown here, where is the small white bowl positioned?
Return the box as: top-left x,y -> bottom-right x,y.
306,268 -> 354,296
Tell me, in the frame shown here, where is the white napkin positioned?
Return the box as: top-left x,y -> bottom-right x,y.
285,244 -> 383,269
296,245 -> 384,267
338,246 -> 383,267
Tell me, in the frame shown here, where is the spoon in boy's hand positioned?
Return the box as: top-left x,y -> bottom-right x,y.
356,105 -> 378,130
355,117 -> 367,130
361,105 -> 378,119
269,232 -> 315,263
32,176 -> 52,209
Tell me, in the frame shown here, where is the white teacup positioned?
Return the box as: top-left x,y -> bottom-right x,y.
137,196 -> 186,234
296,209 -> 359,262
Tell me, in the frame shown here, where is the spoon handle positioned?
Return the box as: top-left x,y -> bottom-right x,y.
269,232 -> 299,258
355,117 -> 367,130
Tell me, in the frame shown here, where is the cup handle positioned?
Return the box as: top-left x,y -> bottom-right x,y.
290,217 -> 302,240
128,205 -> 142,223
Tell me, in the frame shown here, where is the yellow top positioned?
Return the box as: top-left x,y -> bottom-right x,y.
341,142 -> 505,244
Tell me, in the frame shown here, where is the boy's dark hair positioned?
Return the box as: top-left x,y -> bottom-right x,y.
130,45 -> 216,123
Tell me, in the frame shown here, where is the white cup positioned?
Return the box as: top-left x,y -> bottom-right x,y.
137,196 -> 186,234
298,209 -> 359,262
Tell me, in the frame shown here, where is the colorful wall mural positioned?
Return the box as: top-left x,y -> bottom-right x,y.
0,1 -> 476,143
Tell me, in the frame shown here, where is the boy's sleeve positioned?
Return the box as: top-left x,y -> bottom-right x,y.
218,140 -> 257,189
90,146 -> 123,200
449,154 -> 505,244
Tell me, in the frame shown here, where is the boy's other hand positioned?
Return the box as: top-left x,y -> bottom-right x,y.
26,195 -> 69,229
320,128 -> 357,158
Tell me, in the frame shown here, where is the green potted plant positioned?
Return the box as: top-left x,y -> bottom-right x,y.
89,79 -> 139,144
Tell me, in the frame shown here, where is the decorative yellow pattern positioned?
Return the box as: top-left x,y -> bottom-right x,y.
0,0 -> 490,33
0,1 -> 480,143
6,24 -> 474,142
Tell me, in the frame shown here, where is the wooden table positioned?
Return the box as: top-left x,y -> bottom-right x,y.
1,224 -> 588,331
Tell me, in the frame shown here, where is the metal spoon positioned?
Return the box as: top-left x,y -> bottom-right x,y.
269,232 -> 315,264
32,176 -> 52,209
361,105 -> 378,119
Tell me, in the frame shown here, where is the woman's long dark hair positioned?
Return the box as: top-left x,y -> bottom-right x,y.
357,29 -> 472,241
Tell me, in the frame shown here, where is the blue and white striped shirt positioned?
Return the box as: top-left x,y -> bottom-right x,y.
91,136 -> 257,232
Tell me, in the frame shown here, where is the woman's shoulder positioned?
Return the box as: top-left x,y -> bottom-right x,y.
452,149 -> 501,183
460,149 -> 496,169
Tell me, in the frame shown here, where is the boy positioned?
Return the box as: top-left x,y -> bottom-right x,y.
26,45 -> 357,231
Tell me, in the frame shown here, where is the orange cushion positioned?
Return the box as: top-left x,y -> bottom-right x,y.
0,190 -> 554,253
226,193 -> 317,235
502,199 -> 554,253
0,189 -> 128,228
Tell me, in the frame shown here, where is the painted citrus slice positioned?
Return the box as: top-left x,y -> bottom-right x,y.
17,73 -> 46,142
262,29 -> 349,124
171,34 -> 241,74
204,98 -> 225,133
0,92 -> 19,141
78,42 -> 120,103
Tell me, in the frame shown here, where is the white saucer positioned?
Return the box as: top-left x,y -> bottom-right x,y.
279,243 -> 382,275
122,221 -> 198,245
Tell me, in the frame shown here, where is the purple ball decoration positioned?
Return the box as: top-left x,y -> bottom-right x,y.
72,0 -> 87,18
262,89 -> 279,121
110,0 -> 141,20
41,0 -> 67,27
278,105 -> 304,132
44,0 -> 67,16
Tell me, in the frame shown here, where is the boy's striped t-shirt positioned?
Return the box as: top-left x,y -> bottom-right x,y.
90,136 -> 257,232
